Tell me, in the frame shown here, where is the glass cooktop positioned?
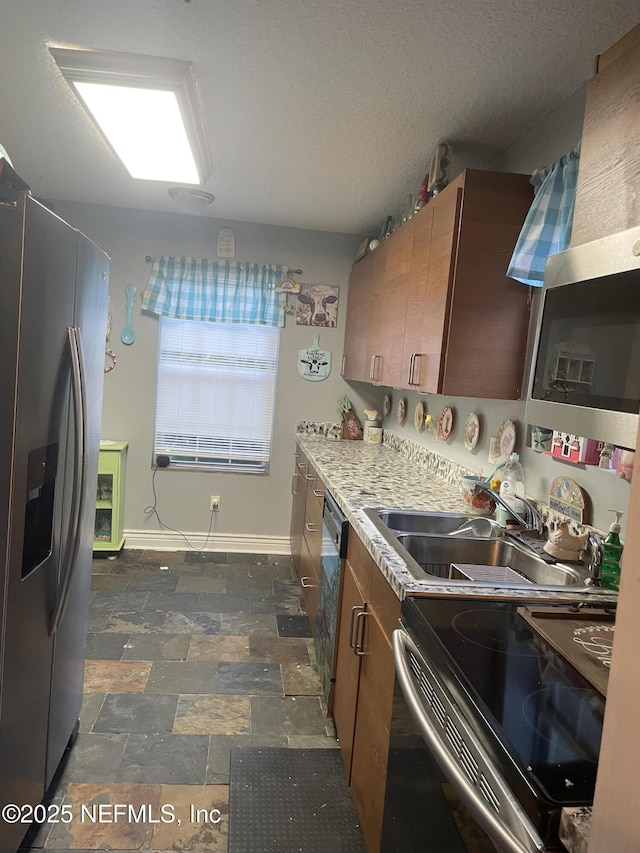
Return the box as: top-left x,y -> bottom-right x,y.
402,596 -> 611,806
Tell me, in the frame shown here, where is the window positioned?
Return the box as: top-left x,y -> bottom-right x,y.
154,317 -> 280,473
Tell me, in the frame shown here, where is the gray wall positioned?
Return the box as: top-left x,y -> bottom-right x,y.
53,201 -> 378,545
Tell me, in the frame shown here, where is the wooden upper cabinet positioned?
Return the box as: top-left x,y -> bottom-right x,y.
342,168 -> 533,399
440,170 -> 533,398
366,220 -> 414,387
572,23 -> 640,246
408,177 -> 462,393
342,247 -> 375,381
401,201 -> 433,388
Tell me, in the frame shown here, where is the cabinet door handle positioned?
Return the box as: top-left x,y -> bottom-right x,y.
291,475 -> 299,496
349,604 -> 365,650
340,355 -> 346,376
370,354 -> 380,382
354,610 -> 370,656
407,353 -> 415,385
301,576 -> 314,588
411,353 -> 423,386
305,522 -> 318,533
305,473 -> 315,481
313,488 -> 323,497
296,461 -> 307,471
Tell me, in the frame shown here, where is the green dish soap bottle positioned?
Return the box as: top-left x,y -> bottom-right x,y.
601,510 -> 624,591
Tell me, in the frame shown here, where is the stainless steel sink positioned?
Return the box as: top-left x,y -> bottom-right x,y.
395,533 -> 583,587
362,506 -> 597,592
374,509 -> 503,538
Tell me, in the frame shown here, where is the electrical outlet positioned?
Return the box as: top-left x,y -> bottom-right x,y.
209,495 -> 221,512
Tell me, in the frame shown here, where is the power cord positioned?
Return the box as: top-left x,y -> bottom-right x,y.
144,466 -> 216,551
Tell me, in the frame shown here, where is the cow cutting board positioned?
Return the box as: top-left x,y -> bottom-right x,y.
298,334 -> 331,381
518,606 -> 614,696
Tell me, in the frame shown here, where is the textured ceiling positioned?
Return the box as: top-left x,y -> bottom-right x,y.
2,1 -> 639,235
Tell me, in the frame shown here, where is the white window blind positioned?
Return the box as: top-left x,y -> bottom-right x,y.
154,317 -> 280,473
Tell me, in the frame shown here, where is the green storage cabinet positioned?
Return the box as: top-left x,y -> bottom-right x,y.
94,440 -> 128,552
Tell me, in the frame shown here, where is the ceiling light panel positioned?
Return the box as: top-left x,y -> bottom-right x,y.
49,46 -> 211,185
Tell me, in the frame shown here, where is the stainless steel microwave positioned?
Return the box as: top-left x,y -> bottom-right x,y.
526,224 -> 640,450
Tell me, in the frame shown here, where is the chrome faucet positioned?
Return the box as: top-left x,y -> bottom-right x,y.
585,534 -> 604,586
472,484 -> 543,534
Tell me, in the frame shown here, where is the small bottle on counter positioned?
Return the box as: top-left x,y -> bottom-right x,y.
601,510 -> 624,591
496,452 -> 526,527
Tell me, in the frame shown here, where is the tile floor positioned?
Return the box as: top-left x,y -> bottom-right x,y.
20,549 -> 337,852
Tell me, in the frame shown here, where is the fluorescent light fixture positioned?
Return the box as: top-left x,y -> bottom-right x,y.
49,46 -> 211,185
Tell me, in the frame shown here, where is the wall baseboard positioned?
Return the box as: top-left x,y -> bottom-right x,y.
122,529 -> 292,555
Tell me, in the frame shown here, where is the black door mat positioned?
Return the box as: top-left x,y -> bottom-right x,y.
276,613 -> 312,637
228,747 -> 366,852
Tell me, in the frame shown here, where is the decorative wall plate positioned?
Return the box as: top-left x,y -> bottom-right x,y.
382,393 -> 392,420
396,397 -> 406,425
463,411 -> 480,450
438,405 -> 454,440
414,400 -> 425,431
496,419 -> 517,460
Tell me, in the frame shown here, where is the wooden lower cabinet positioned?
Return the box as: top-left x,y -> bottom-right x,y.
333,537 -> 401,853
290,452 -> 308,577
350,610 -> 396,853
289,446 -> 325,629
333,560 -> 366,778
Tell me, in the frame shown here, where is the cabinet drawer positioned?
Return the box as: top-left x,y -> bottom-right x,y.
305,462 -> 325,513
300,537 -> 319,631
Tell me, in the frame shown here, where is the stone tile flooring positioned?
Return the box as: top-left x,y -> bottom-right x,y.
19,550 -> 336,852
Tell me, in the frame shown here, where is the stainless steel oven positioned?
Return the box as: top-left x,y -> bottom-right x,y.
381,596 -> 610,853
526,223 -> 640,450
314,491 -> 348,712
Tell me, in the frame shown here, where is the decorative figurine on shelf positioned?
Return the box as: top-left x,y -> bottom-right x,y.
599,443 -> 616,469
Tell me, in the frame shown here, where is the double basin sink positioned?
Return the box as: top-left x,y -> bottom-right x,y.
363,508 -> 595,592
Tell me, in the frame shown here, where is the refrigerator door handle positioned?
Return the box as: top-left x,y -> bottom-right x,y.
50,326 -> 87,634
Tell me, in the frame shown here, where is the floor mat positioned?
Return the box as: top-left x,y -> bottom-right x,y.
228,747 -> 366,852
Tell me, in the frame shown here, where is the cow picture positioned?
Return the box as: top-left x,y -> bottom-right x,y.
295,283 -> 340,327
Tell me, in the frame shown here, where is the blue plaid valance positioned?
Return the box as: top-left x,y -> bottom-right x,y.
507,147 -> 580,287
141,256 -> 286,326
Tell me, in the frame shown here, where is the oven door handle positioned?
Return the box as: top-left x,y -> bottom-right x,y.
393,628 -> 546,853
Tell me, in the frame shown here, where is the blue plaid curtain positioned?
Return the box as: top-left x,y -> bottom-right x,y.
507,147 -> 580,287
141,257 -> 286,326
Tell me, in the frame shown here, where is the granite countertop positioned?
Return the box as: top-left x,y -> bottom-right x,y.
297,434 -> 618,606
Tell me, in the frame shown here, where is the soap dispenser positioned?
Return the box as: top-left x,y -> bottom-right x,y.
601,509 -> 624,591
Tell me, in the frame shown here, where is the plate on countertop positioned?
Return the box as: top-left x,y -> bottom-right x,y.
463,411 -> 480,450
414,400 -> 425,431
438,405 -> 454,441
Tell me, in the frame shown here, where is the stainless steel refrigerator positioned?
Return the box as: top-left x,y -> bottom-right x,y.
0,189 -> 109,851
